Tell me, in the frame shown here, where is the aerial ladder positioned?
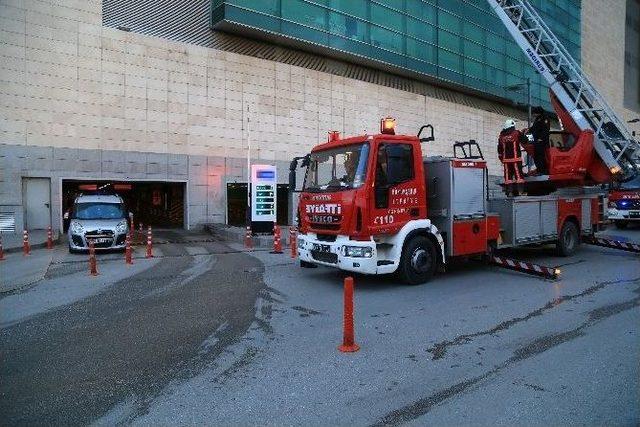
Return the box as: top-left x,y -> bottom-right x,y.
486,0 -> 640,186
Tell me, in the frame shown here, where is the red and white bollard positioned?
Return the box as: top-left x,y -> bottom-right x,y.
0,235 -> 5,261
145,225 -> 153,258
270,222 -> 283,254
46,226 -> 53,250
244,225 -> 253,249
22,230 -> 31,256
338,276 -> 360,353
125,235 -> 133,265
129,217 -> 135,242
289,226 -> 297,259
88,240 -> 98,276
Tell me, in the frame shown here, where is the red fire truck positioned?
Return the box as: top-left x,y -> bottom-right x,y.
290,0 -> 640,284
608,176 -> 640,229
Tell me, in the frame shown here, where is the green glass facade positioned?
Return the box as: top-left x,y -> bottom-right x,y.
211,0 -> 581,108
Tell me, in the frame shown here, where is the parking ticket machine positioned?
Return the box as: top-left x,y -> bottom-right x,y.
250,164 -> 277,233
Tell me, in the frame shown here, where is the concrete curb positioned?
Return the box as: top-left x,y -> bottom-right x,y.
3,234 -> 62,254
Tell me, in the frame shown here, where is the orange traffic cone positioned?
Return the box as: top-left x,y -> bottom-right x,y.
289,226 -> 297,258
46,226 -> 53,249
22,230 -> 30,256
0,235 -> 5,261
145,226 -> 153,258
338,276 -> 359,353
244,225 -> 253,249
270,222 -> 283,254
125,236 -> 133,265
88,240 -> 98,276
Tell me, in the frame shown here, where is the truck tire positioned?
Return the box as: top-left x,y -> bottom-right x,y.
398,236 -> 437,285
556,221 -> 579,257
300,260 -> 317,268
614,220 -> 628,229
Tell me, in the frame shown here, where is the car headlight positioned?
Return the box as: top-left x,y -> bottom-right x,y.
70,221 -> 84,235
115,220 -> 127,234
297,238 -> 306,250
341,245 -> 373,258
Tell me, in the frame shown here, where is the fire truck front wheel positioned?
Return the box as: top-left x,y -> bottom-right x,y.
556,220 -> 580,257
398,236 -> 437,285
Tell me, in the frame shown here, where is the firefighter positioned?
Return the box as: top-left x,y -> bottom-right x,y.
498,119 -> 526,183
529,106 -> 550,175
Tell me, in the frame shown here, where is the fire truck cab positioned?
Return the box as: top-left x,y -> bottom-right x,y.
607,175 -> 640,228
297,119 -> 445,284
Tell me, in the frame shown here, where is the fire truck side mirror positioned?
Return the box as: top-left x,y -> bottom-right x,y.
418,124 -> 435,142
289,155 -> 311,192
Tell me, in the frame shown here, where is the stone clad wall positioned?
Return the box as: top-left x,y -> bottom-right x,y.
581,0 -> 637,121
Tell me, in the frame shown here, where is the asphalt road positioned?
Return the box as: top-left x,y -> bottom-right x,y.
1,227 -> 639,426
0,231 -> 265,426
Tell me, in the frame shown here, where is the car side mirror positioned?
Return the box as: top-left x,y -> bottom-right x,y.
63,212 -> 69,220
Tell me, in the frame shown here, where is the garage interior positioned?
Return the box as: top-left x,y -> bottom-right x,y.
62,180 -> 186,231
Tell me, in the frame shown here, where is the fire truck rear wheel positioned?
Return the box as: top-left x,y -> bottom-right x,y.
614,220 -> 628,229
399,236 -> 437,285
556,221 -> 579,257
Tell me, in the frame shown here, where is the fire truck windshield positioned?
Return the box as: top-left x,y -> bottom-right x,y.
303,143 -> 369,193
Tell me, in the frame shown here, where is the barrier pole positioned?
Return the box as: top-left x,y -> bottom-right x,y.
125,236 -> 133,265
145,226 -> 153,258
338,276 -> 360,353
23,230 -> 30,256
270,222 -> 283,254
88,240 -> 98,276
46,226 -> 53,249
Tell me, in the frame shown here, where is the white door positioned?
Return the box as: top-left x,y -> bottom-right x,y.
24,178 -> 51,229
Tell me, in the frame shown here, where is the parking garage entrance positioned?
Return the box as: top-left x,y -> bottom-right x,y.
62,180 -> 186,231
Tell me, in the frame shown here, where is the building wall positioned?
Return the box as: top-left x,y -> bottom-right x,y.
0,0 -> 632,231
581,0 -> 637,121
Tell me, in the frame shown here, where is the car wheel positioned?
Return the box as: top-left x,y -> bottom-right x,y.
398,236 -> 437,285
68,244 -> 79,254
556,221 -> 580,257
614,220 -> 628,229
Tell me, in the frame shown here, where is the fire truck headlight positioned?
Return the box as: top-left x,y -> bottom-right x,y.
341,245 -> 373,258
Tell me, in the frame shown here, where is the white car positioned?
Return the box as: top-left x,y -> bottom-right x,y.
66,194 -> 130,252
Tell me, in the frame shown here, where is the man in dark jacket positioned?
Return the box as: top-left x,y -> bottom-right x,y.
529,106 -> 550,175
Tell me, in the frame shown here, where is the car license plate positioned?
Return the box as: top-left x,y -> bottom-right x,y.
312,243 -> 331,253
94,238 -> 111,244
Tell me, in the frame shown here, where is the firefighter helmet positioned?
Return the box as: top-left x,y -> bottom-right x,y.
503,119 -> 516,130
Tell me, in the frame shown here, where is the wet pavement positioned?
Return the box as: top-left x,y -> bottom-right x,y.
1,230 -> 265,426
1,227 -> 638,425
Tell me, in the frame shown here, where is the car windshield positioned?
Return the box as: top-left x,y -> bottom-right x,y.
303,143 -> 369,192
73,202 -> 126,220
